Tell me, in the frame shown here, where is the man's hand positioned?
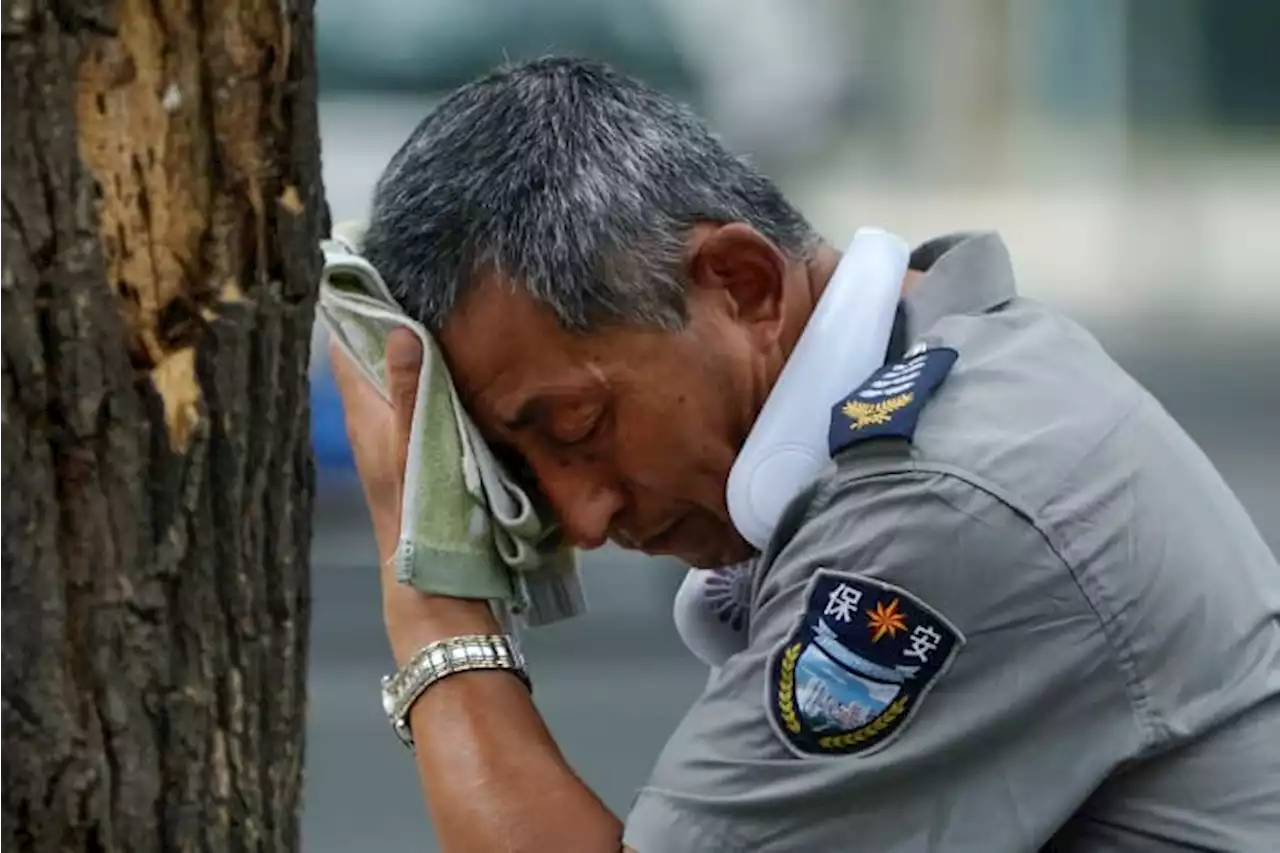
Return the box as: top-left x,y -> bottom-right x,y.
329,328 -> 495,663
328,328 -> 421,564
326,326 -> 625,852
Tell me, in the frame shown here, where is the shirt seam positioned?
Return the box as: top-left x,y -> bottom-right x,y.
803,461 -> 1161,754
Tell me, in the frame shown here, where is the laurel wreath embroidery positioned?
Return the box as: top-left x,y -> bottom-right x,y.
841,392 -> 915,431
779,643 -> 912,750
776,642 -> 804,734
817,695 -> 911,750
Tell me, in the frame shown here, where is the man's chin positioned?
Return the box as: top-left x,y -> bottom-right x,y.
611,519 -> 756,568
672,538 -> 758,570
610,538 -> 738,567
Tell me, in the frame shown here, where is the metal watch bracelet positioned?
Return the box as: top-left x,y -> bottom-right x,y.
380,633 -> 530,749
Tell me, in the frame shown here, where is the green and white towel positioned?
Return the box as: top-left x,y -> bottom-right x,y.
316,221 -> 585,628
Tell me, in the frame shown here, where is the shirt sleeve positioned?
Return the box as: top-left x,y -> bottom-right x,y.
623,467 -> 1146,853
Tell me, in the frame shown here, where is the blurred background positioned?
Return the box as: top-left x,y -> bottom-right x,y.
304,1 -> 1279,849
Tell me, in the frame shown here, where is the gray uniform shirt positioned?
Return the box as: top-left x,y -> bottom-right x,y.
623,233 -> 1280,852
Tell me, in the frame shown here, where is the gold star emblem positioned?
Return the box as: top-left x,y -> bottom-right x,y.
866,598 -> 908,642
842,392 -> 915,431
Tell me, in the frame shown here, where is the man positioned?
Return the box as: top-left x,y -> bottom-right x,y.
331,57 -> 1280,852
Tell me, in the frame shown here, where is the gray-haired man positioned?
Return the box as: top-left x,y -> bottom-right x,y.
331,57 -> 1280,852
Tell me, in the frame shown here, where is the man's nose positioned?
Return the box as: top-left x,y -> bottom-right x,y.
537,469 -> 623,550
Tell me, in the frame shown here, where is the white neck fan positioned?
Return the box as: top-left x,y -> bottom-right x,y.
674,227 -> 910,668
726,227 -> 910,549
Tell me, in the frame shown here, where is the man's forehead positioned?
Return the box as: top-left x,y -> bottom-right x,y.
437,293 -> 605,425
439,273 -> 561,340
443,343 -> 591,425
437,279 -> 567,383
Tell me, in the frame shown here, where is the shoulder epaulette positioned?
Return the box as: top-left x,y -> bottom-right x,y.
827,347 -> 958,457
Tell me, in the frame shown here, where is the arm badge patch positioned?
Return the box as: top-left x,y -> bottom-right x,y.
767,570 -> 964,758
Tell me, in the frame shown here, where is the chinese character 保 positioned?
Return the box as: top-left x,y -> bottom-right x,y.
904,624 -> 942,662
823,583 -> 863,623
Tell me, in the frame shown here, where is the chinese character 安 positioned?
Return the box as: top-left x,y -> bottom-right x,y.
904,624 -> 942,662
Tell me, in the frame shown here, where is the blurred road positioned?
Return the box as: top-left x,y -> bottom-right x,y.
304,97 -> 1277,851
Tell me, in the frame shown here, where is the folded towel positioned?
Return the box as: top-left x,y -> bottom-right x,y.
316,220 -> 586,628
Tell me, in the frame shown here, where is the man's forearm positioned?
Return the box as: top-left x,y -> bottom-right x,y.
390,597 -> 624,853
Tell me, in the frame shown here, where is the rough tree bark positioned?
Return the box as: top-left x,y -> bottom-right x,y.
2,1 -> 327,850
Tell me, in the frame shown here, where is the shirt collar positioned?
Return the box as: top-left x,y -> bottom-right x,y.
904,232 -> 1018,337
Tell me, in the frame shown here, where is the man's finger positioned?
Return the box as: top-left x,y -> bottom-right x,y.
384,327 -> 424,473
328,340 -> 364,398
328,340 -> 389,423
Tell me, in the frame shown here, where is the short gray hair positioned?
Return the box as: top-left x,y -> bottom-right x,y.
363,57 -> 818,332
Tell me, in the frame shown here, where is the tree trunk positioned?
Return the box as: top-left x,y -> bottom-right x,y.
2,1 -> 326,850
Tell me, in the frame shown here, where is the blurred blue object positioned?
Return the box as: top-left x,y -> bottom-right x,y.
311,357 -> 356,473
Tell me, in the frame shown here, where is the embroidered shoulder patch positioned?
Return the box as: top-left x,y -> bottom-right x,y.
767,570 -> 963,757
828,347 -> 958,457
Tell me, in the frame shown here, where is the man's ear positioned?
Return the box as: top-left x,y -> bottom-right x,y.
687,223 -> 789,345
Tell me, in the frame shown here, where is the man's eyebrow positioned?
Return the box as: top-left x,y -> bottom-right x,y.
504,396 -> 550,431
501,378 -> 600,431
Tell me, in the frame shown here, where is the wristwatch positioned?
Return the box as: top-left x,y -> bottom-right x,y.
380,633 -> 530,749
